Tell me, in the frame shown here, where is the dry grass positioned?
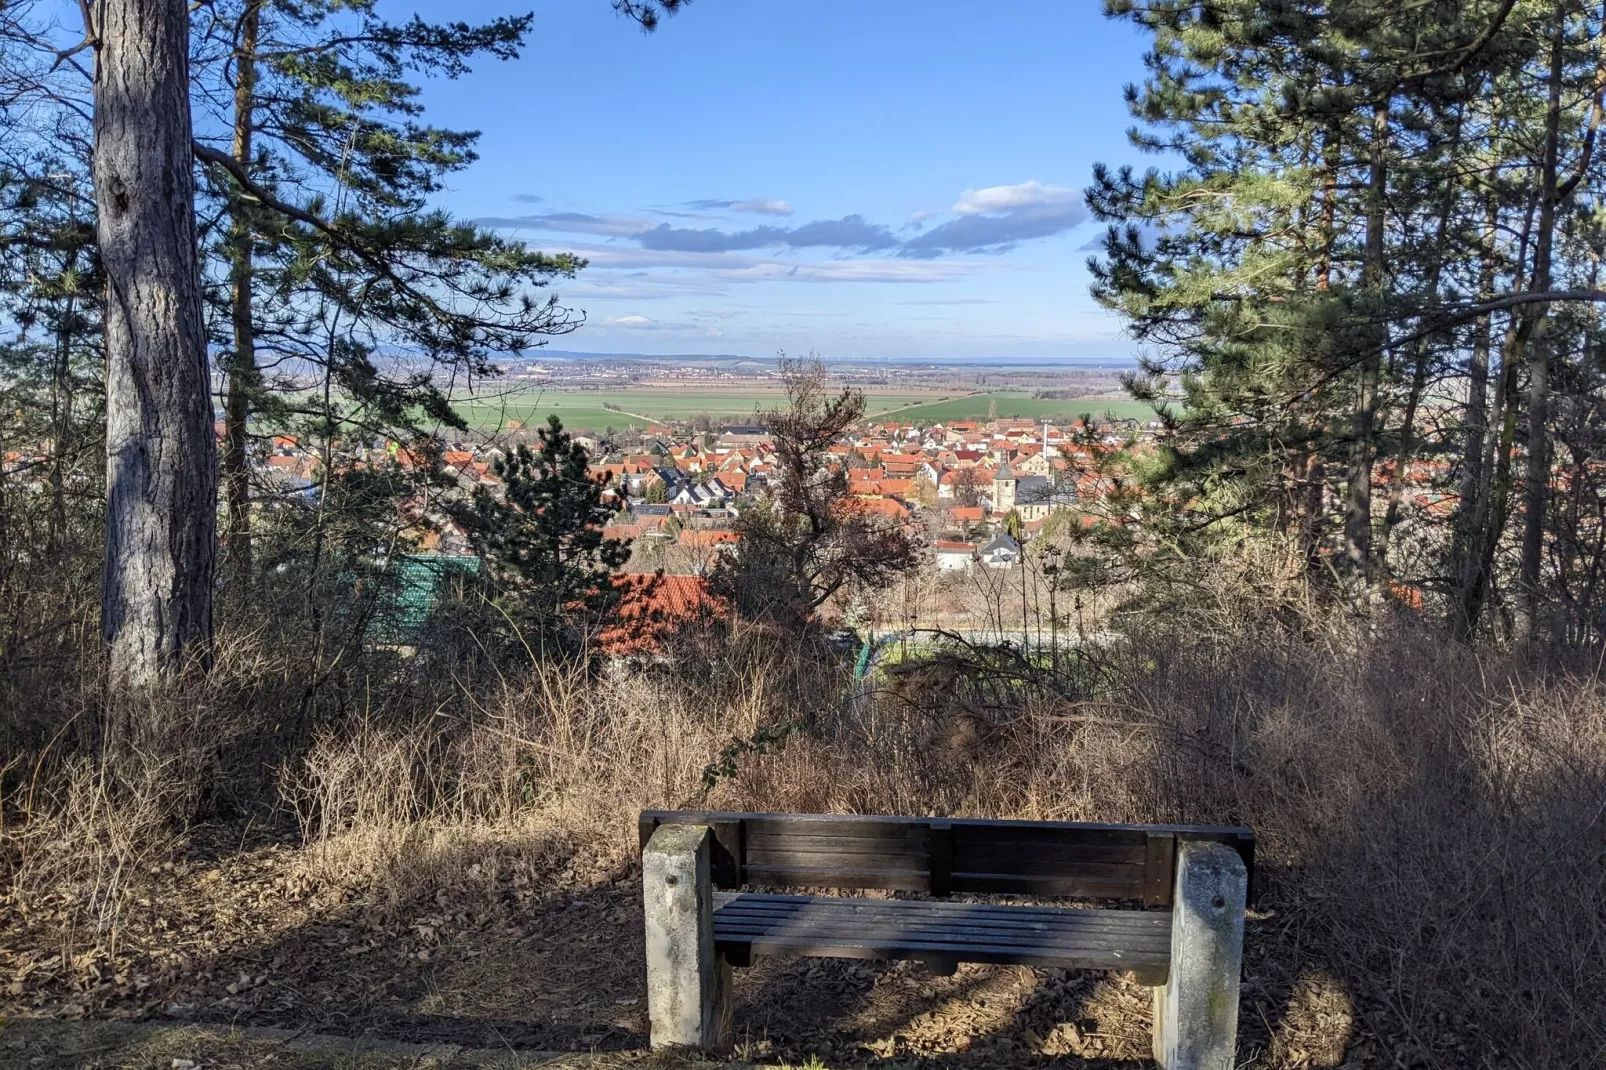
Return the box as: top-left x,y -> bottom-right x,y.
0,1018 -> 744,1069
3,604 -> 1603,1068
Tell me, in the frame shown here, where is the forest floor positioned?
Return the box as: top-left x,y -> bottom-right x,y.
0,824 -> 1380,1070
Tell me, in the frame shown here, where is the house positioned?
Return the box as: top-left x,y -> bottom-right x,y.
671,481 -> 730,507
718,425 -> 771,446
978,533 -> 1021,568
1015,449 -> 1054,477
597,574 -> 726,656
933,540 -> 977,571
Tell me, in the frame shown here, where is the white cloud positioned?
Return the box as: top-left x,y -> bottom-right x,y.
952,181 -> 1078,216
730,197 -> 794,216
601,314 -> 654,328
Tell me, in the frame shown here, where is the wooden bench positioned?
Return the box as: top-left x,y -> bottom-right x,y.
640,810 -> 1253,1070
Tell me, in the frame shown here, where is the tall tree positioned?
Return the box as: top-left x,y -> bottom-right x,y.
92,0 -> 216,688
187,1 -> 582,581
1092,0 -> 1606,645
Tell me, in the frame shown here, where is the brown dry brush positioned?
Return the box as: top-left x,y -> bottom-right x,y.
2,574 -> 1604,1065
279,611 -> 1603,1066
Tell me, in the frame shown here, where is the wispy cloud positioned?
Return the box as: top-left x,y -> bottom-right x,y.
952,180 -> 1077,215
594,313 -> 727,338
470,211 -> 652,238
635,215 -> 898,254
682,197 -> 795,216
721,259 -> 978,284
509,193 -> 544,204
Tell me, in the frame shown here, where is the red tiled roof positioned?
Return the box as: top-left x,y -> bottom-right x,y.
598,575 -> 727,655
678,529 -> 740,548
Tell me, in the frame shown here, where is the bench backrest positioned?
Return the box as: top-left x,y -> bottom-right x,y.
639,810 -> 1254,908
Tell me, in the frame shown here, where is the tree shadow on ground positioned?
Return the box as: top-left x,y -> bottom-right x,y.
718,866 -> 1334,1069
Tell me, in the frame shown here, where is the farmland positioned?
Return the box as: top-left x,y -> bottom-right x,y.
451,387 -> 1154,433
885,392 -> 1157,424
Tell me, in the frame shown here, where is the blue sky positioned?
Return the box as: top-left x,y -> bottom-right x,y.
412,0 -> 1153,361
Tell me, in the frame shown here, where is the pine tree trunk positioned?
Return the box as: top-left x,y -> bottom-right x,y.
1513,7 -> 1568,644
223,0 -> 261,580
1380,107 -> 1464,571
1448,198 -> 1499,639
1343,100 -> 1390,588
94,0 -> 215,688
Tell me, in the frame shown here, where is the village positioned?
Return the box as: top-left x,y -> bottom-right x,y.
3,407 -> 1458,590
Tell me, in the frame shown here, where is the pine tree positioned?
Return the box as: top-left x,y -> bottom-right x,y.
187,1 -> 587,579
711,358 -> 918,629
450,416 -> 631,650
1090,0 -> 1606,642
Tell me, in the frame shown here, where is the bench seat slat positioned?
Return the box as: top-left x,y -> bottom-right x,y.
735,937 -> 1165,973
713,915 -> 1166,944
714,921 -> 1166,952
712,893 -> 1171,974
712,889 -> 1161,921
713,894 -> 1169,932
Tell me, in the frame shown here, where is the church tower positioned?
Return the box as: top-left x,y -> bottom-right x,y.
991,460 -> 1017,513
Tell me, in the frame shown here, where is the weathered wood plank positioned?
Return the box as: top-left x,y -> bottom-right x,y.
1143,831 -> 1176,907
716,912 -> 1169,944
713,891 -> 1169,922
710,893 -> 1173,966
713,913 -> 1168,943
720,934 -> 1169,973
645,809 -> 1249,838
640,810 -> 1256,906
716,918 -> 1169,944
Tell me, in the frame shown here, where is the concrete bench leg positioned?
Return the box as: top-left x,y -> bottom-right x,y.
643,824 -> 733,1050
1153,840 -> 1248,1070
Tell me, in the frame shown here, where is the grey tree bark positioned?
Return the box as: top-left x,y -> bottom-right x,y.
1342,100 -> 1390,589
93,0 -> 216,688
222,0 -> 261,582
1513,5 -> 1568,644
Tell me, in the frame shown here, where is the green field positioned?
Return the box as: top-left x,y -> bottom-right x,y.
885,392 -> 1158,424
454,387 -> 942,432
451,388 -> 1156,433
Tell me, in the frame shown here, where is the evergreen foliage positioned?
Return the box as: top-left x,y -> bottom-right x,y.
450,415 -> 631,650
1089,0 -> 1606,644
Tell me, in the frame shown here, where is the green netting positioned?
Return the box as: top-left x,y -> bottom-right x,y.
375,553 -> 481,639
